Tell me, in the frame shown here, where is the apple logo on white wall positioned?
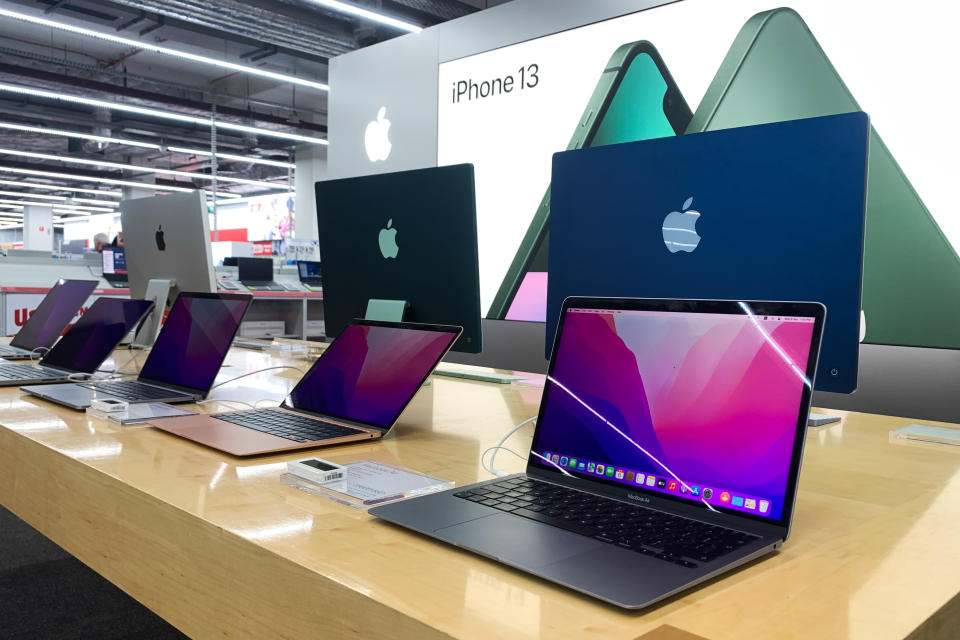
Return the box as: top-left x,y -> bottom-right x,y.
662,197 -> 702,253
365,106 -> 392,162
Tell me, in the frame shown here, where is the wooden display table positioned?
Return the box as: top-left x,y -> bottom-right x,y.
1,344 -> 959,639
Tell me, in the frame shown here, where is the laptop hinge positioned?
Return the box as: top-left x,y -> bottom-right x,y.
279,402 -> 387,434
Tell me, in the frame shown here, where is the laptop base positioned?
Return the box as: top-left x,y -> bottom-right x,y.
372,477 -> 779,609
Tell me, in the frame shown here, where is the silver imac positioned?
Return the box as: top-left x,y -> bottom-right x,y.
120,191 -> 216,345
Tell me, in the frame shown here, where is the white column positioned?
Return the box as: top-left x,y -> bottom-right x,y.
294,143 -> 327,241
22,204 -> 54,251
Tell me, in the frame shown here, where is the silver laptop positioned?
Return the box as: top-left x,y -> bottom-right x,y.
371,297 -> 825,609
0,279 -> 97,359
22,292 -> 251,409
0,298 -> 153,386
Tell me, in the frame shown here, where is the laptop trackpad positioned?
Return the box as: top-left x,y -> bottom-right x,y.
434,513 -> 601,568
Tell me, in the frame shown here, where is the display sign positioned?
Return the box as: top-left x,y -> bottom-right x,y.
438,0 -> 960,349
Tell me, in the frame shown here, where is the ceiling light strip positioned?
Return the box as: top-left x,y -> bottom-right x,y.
305,0 -> 422,32
0,8 -> 328,91
0,122 -> 296,169
0,189 -> 64,201
0,83 -> 327,145
0,197 -> 115,212
0,166 -> 193,192
0,177 -> 122,197
0,148 -> 282,188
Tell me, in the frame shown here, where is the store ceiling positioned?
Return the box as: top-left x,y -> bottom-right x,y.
0,0 -> 509,222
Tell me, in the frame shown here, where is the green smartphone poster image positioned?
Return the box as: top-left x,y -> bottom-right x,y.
589,53 -> 677,147
490,46 -> 689,321
688,7 -> 960,350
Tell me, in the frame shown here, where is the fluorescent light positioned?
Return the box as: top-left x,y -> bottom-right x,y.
0,166 -> 194,192
0,190 -> 64,201
0,177 -> 122,197
0,148 -> 284,189
305,0 -> 421,32
168,147 -> 294,169
0,197 -> 115,212
0,122 -> 296,169
215,191 -> 295,206
0,8 -> 328,91
0,83 -> 327,145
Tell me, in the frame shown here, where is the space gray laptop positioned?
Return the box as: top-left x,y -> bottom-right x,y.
371,296 -> 825,609
0,297 -> 153,386
0,279 -> 97,359
22,292 -> 251,409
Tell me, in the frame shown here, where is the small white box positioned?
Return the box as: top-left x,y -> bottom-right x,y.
305,320 -> 326,337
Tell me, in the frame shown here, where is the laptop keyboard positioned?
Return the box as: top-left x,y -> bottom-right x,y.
81,380 -> 181,401
214,408 -> 367,443
454,477 -> 760,569
0,345 -> 26,357
0,364 -> 63,380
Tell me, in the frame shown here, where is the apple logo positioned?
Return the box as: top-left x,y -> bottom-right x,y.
662,196 -> 701,253
378,219 -> 399,259
155,224 -> 166,251
364,106 -> 392,162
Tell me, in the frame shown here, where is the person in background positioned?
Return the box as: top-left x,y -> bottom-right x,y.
93,233 -> 110,253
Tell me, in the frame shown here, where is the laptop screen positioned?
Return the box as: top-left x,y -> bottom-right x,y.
530,304 -> 817,522
297,260 -> 321,280
287,322 -> 460,430
238,257 -> 273,282
10,279 -> 97,350
41,298 -> 153,373
138,294 -> 251,392
102,246 -> 127,275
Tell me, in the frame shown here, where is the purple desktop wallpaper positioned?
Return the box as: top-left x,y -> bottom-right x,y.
42,298 -> 153,373
11,280 -> 97,350
534,309 -> 815,520
289,324 -> 457,428
139,295 -> 249,390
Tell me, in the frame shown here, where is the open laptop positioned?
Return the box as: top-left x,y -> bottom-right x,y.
372,296 -> 825,609
0,279 -> 97,359
148,319 -> 461,456
101,246 -> 129,288
22,292 -> 251,409
547,112 -> 868,394
0,298 -> 153,386
297,260 -> 322,292
238,257 -> 282,291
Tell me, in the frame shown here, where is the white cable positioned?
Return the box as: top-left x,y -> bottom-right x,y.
108,350 -> 141,376
484,416 -> 537,477
208,366 -> 305,390
29,346 -> 49,362
481,445 -> 528,477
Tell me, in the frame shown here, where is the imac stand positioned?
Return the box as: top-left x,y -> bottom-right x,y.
808,413 -> 842,427
364,299 -> 409,323
132,278 -> 172,349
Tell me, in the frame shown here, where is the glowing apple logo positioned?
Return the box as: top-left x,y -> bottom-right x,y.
378,218 -> 399,259
364,106 -> 392,162
662,196 -> 701,253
